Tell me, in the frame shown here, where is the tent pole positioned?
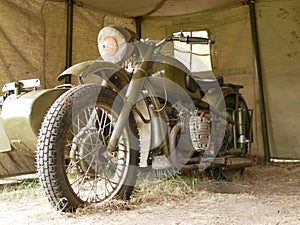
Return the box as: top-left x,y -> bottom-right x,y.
134,17 -> 143,39
248,0 -> 270,162
65,0 -> 74,84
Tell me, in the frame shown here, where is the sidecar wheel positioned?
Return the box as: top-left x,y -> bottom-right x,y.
37,84 -> 139,212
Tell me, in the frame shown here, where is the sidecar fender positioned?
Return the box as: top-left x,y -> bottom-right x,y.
57,60 -> 131,92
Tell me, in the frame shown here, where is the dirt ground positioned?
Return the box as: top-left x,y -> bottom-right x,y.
0,163 -> 300,225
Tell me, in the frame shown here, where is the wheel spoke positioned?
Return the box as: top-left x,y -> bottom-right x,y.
65,105 -> 130,202
37,85 -> 137,211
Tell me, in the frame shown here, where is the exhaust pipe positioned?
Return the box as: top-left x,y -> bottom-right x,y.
224,157 -> 253,169
180,156 -> 253,171
169,122 -> 253,171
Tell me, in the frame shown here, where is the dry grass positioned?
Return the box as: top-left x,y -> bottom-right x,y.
0,178 -> 41,201
1,163 -> 300,225
73,171 -> 206,216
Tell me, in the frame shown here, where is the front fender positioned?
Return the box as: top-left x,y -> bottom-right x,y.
57,60 -> 96,82
57,60 -> 131,92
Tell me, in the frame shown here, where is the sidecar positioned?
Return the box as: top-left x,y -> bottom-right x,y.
0,79 -> 69,178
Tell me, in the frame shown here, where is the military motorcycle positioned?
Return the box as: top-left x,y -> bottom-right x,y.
0,25 -> 253,212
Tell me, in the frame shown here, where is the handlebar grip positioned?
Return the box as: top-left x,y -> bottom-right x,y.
185,36 -> 212,44
174,35 -> 214,44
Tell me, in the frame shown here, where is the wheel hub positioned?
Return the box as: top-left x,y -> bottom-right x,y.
71,127 -> 109,178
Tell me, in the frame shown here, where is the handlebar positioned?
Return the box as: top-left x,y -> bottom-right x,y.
172,35 -> 215,45
155,33 -> 215,49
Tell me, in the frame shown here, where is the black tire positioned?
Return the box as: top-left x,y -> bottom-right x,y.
207,95 -> 250,181
221,96 -> 250,154
37,84 -> 139,212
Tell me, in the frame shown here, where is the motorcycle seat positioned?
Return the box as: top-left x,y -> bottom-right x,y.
186,74 -> 224,93
194,76 -> 224,86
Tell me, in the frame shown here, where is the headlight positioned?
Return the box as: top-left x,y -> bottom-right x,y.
98,25 -> 137,64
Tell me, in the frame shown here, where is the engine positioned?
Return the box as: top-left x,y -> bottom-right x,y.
166,110 -> 212,173
170,112 -> 211,155
189,115 -> 210,152
169,102 -> 211,153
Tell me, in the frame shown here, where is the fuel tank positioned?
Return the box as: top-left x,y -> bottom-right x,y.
1,88 -> 68,154
149,55 -> 202,100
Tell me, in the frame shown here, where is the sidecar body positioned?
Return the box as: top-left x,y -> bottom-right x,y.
0,79 -> 69,178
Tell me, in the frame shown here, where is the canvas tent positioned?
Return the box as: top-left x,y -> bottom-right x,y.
0,0 -> 299,164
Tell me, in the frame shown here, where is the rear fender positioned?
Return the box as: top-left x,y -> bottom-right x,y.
221,85 -> 246,110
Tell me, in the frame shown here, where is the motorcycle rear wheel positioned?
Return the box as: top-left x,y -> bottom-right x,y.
207,95 -> 250,181
37,84 -> 139,212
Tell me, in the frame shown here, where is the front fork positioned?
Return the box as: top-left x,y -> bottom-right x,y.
106,51 -> 155,153
106,71 -> 146,153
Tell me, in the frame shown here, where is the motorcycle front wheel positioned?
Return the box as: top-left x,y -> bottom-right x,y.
37,84 -> 139,212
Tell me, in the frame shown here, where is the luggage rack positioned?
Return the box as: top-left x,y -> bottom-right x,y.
2,79 -> 41,94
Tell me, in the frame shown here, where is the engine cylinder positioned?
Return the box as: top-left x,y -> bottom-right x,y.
189,116 -> 210,151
